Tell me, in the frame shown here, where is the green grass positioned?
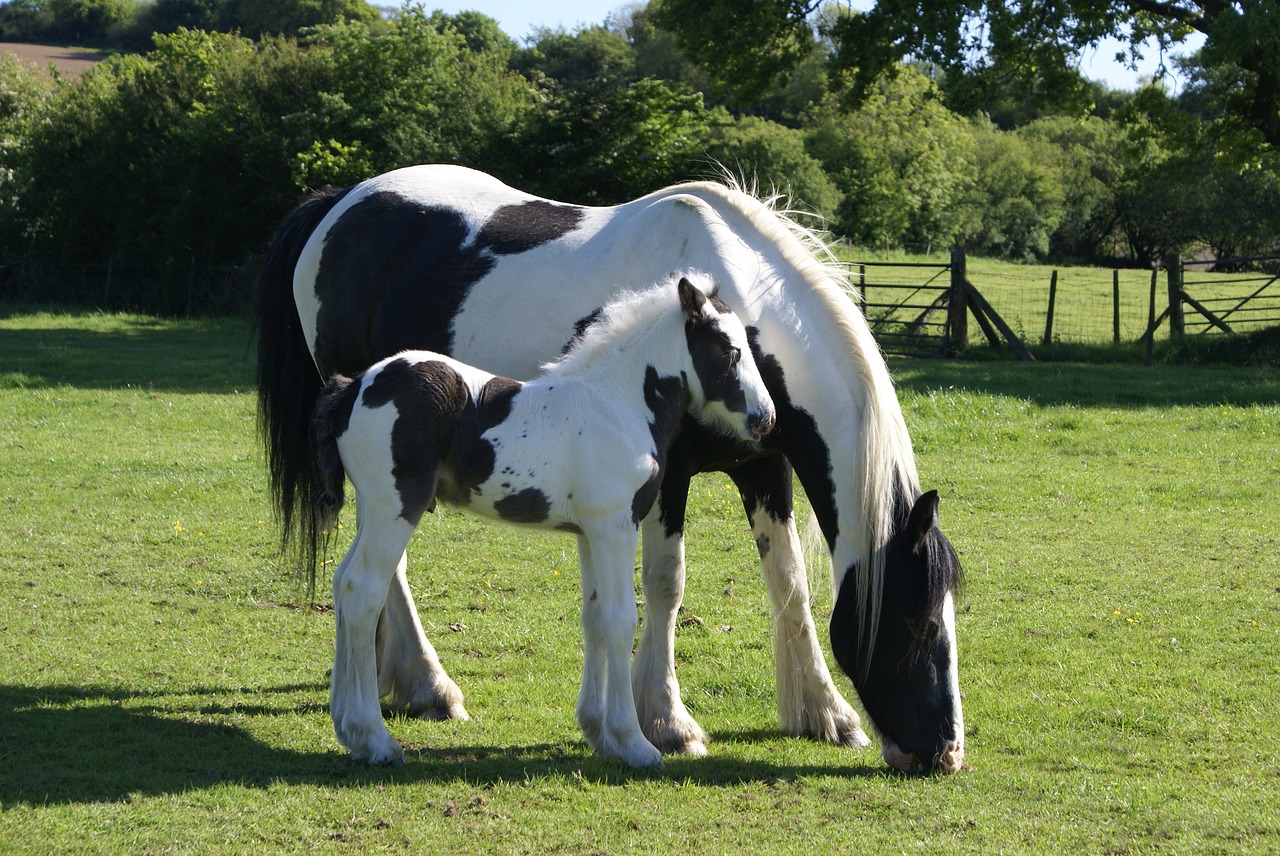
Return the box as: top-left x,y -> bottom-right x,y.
2,308 -> 1279,852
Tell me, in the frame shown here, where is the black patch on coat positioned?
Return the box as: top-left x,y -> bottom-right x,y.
746,328 -> 837,549
494,487 -> 552,524
476,201 -> 584,255
561,307 -> 604,355
685,319 -> 747,414
442,376 -> 523,505
475,376 -> 521,431
631,367 -> 689,527
728,446 -> 794,524
313,194 -> 495,374
361,358 -> 473,524
312,196 -> 585,378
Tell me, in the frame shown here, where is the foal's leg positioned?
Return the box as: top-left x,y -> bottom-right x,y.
330,502 -> 416,766
632,494 -> 710,756
376,554 -> 468,721
729,455 -> 870,748
576,530 -> 663,769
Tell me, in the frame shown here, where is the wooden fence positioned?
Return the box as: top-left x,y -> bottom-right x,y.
850,249 -> 1280,359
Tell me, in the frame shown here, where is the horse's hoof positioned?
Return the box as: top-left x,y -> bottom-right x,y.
399,702 -> 469,722
840,726 -> 871,749
623,738 -> 665,769
368,745 -> 406,767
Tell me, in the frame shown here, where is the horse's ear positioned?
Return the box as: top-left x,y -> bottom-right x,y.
905,489 -> 940,551
678,276 -> 707,320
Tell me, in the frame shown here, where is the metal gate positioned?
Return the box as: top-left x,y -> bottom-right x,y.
848,259 -> 954,357
1179,256 -> 1280,334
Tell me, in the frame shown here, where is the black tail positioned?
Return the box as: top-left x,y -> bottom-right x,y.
254,186 -> 350,578
306,373 -> 358,597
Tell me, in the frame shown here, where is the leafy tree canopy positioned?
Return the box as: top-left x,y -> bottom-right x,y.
654,0 -> 1280,148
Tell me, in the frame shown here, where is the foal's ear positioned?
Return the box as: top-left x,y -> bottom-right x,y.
678,276 -> 708,320
905,489 -> 940,552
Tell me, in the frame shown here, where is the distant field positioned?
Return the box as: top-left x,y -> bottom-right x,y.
0,41 -> 107,77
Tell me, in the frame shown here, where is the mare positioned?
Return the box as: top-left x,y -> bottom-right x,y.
307,275 -> 775,767
257,164 -> 966,773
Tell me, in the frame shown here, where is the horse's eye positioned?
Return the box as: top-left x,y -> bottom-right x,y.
728,347 -> 741,368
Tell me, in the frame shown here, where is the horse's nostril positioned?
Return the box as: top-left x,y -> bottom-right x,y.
750,410 -> 776,439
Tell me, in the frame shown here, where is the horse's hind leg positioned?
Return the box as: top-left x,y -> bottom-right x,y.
376,553 -> 469,721
729,455 -> 870,749
631,496 -> 710,756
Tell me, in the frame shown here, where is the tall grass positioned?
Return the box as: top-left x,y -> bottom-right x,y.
2,308 -> 1278,853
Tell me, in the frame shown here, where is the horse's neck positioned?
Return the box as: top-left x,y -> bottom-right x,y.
551,308 -> 688,384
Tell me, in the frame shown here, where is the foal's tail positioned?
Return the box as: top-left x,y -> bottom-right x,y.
305,373 -> 357,597
254,186 -> 350,573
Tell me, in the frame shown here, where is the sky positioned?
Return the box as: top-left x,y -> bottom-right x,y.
419,0 -> 1205,93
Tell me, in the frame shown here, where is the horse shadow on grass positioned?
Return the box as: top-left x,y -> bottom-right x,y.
0,683 -> 888,806
0,315 -> 254,393
888,358 -> 1280,408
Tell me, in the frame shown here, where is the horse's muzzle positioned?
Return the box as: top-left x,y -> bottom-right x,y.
748,408 -> 776,440
883,738 -> 965,775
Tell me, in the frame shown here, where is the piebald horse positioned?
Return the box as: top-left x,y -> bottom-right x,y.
308,275 -> 775,767
257,164 -> 965,773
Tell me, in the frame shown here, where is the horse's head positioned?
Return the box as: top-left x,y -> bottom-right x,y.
677,275 -> 776,442
831,489 -> 965,774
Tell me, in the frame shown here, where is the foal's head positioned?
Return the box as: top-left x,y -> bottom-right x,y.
676,276 -> 775,442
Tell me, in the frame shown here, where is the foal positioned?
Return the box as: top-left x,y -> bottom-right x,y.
309,274 -> 776,768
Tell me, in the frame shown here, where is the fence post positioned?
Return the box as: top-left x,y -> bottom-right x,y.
948,247 -> 968,354
1145,269 -> 1158,366
1043,269 -> 1057,345
1113,269 -> 1121,342
1167,252 -> 1185,336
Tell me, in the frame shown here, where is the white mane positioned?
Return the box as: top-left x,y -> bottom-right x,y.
662,175 -> 921,667
542,274 -> 707,378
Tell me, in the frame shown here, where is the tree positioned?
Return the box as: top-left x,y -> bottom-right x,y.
703,114 -> 841,223
656,0 -> 1280,149
229,0 -> 378,39
506,76 -> 714,205
1019,115 -> 1126,262
296,9 -> 534,187
805,67 -> 977,251
964,118 -> 1065,260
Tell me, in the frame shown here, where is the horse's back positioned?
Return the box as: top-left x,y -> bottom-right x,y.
294,166 -> 750,380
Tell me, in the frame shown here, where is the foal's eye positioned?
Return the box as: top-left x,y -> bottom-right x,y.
727,346 -> 741,368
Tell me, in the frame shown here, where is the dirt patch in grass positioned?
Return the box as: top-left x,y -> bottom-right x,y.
1,41 -> 108,77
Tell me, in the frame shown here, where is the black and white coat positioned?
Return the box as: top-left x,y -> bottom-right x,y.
308,275 -> 775,767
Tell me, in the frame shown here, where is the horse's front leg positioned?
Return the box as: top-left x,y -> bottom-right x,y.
376,553 -> 468,721
331,510 -> 414,766
576,530 -> 663,769
729,455 -> 870,749
631,482 -> 710,756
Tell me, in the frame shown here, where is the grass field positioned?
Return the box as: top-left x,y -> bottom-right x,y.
1,307 -> 1278,853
